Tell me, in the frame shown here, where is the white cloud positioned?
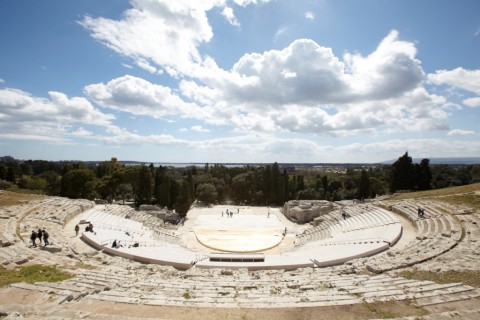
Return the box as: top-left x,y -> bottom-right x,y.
428,68 -> 480,95
305,11 -> 315,20
79,2 -> 445,139
84,75 -> 205,119
463,97 -> 480,107
447,129 -> 475,137
221,7 -> 240,27
0,78 -> 4,84
190,125 -> 210,132
79,0 -> 220,76
71,127 -> 93,137
171,135 -> 480,163
0,88 -> 114,127
231,0 -> 273,6
475,28 -> 480,37
185,31 -> 440,136
0,88 -> 115,144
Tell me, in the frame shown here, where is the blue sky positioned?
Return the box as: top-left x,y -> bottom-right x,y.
0,0 -> 479,163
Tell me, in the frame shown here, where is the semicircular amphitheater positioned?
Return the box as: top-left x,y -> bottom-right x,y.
1,190 -> 480,319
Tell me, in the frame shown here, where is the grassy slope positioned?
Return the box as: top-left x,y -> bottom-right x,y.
0,190 -> 43,207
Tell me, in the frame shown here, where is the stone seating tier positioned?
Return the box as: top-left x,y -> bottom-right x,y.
11,264 -> 479,309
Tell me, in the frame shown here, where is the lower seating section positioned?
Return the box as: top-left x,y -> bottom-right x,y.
9,264 -> 480,309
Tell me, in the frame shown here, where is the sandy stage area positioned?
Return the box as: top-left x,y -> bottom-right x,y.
179,205 -> 302,254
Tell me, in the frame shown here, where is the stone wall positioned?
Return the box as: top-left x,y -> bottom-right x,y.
283,200 -> 334,224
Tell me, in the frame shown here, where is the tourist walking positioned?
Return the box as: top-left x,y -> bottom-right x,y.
43,228 -> 49,246
30,230 -> 37,247
37,228 -> 43,246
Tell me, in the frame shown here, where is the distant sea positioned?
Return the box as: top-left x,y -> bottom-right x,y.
121,157 -> 480,168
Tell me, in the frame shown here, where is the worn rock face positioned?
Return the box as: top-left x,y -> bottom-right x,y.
283,200 -> 334,224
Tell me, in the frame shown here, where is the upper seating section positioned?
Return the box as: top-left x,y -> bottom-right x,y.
364,200 -> 463,273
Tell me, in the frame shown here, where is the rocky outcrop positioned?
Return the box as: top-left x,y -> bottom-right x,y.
283,200 -> 335,224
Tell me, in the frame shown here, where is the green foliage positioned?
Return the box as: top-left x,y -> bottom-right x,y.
175,180 -> 192,217
390,152 -> 415,192
357,169 -> 371,199
196,183 -> 218,205
0,265 -> 72,287
135,165 -> 153,207
61,169 -> 98,199
1,155 -> 479,212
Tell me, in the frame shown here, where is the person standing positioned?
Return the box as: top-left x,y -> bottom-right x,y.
37,228 -> 43,246
75,224 -> 80,236
30,230 -> 37,247
43,228 -> 49,246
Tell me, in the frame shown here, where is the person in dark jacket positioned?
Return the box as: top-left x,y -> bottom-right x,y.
42,228 -> 49,246
37,228 -> 43,246
30,230 -> 37,247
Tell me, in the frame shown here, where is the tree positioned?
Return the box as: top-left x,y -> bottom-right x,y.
18,175 -> 47,191
135,165 -> 153,207
471,165 -> 480,183
62,169 -> 97,199
39,171 -> 61,195
415,158 -> 432,190
196,183 -> 218,204
154,166 -> 170,206
389,152 -> 415,192
96,157 -> 123,178
175,180 -> 192,217
357,169 -> 371,199
6,167 -> 16,183
116,183 -> 133,204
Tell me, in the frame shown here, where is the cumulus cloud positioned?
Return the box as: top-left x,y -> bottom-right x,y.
84,75 -> 205,119
447,129 -> 475,137
81,29 -> 451,138
0,88 -> 114,143
79,0 -> 219,76
0,88 -> 113,127
222,7 -> 240,27
181,31 -> 441,136
428,68 -> 480,95
76,0 -> 459,142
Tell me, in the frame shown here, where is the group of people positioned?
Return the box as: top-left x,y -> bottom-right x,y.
73,222 -> 94,236
84,222 -> 94,233
222,208 -> 238,218
30,228 -> 49,247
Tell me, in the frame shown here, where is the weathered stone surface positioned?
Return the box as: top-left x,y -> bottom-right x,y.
283,200 -> 335,224
40,245 -> 62,253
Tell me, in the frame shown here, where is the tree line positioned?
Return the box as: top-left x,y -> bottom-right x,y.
1,153 -> 479,216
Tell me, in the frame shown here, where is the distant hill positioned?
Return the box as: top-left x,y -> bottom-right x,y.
381,157 -> 480,165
